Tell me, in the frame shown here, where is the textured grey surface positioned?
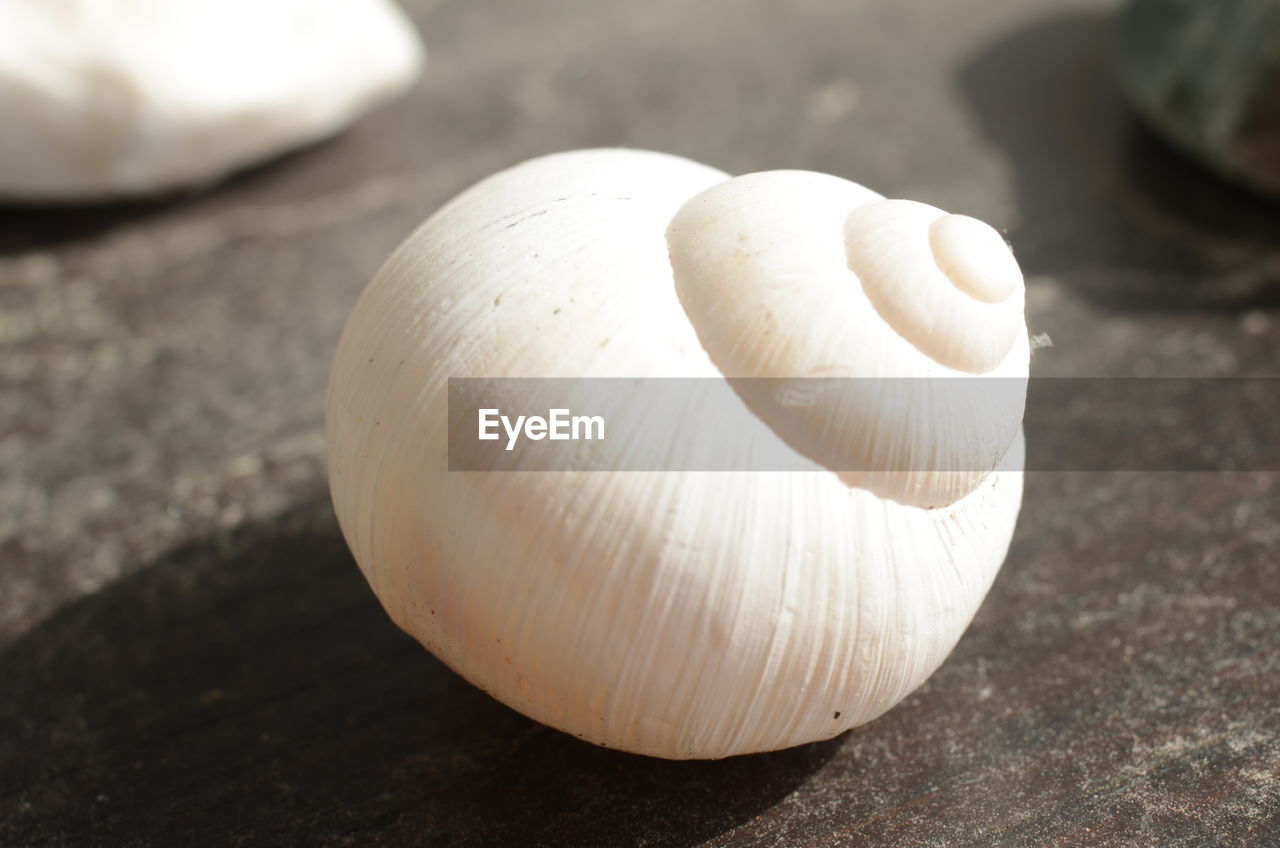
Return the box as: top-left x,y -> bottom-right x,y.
2,0 -> 1278,845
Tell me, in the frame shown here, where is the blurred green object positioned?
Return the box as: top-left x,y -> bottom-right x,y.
1116,0 -> 1280,198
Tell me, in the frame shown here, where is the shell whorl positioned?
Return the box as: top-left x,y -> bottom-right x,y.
845,199 -> 1024,375
666,171 -> 1028,508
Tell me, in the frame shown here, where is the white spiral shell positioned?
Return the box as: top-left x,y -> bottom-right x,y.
326,149 -> 1028,759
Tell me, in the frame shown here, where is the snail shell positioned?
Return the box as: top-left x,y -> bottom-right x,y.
327,149 -> 1027,759
0,0 -> 423,199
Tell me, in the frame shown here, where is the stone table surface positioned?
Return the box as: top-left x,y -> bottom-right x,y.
2,0 -> 1279,845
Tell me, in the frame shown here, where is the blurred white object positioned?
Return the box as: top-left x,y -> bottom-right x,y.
0,0 -> 425,200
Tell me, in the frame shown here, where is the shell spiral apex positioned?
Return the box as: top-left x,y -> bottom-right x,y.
326,148 -> 1029,759
843,199 -> 1024,375
666,172 -> 1027,507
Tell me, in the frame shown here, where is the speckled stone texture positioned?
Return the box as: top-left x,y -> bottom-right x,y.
1,1 -> 1278,846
